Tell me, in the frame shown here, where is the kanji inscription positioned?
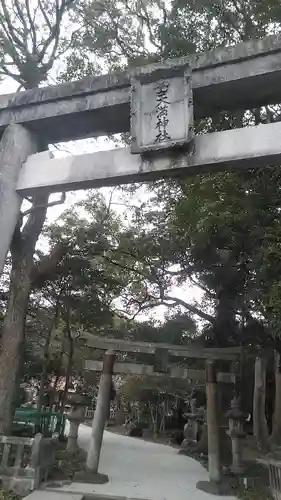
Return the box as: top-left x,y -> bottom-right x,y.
131,64 -> 193,154
155,80 -> 171,144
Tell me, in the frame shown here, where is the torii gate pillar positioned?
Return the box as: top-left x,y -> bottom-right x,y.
0,124 -> 39,275
75,350 -> 115,484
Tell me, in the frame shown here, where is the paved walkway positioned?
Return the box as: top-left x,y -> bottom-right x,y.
48,424 -> 236,500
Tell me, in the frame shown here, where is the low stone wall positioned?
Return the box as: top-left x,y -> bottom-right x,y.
0,433 -> 58,494
258,458 -> 281,500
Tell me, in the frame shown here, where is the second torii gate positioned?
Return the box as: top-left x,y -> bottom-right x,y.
83,334 -> 242,491
0,32 -> 280,492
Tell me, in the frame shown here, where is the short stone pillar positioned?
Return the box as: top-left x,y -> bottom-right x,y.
226,396 -> 246,474
181,409 -> 204,450
66,391 -> 90,453
183,414 -> 199,446
67,405 -> 85,453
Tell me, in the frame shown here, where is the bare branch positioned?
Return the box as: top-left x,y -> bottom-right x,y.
0,0 -> 25,51
164,295 -> 215,324
138,1 -> 162,51
24,0 -> 38,55
38,0 -> 74,67
22,192 -> 66,217
13,0 -> 29,52
0,66 -> 21,82
0,23 -> 23,67
38,0 -> 52,31
188,276 -> 215,298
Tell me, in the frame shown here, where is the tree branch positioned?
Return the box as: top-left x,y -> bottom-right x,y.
163,295 -> 215,324
22,192 -> 66,218
0,0 -> 25,51
24,0 -> 38,55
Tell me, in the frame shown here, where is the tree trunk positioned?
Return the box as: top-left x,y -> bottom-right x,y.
60,317 -> 74,412
37,299 -> 61,413
253,356 -> 269,451
0,194 -> 49,434
0,127 -> 50,434
269,352 -> 281,448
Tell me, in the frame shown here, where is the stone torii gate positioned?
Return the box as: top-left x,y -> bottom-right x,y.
0,33 -> 281,492
83,336 -> 242,491
1,34 -> 281,274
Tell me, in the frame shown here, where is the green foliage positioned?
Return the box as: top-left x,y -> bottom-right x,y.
0,491 -> 22,500
236,486 -> 271,500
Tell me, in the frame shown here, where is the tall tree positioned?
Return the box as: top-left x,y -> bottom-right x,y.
0,0 -> 74,434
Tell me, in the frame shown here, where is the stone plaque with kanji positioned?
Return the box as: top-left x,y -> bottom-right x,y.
131,64 -> 193,154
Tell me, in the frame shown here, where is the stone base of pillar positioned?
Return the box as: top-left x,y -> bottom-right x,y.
74,469 -> 109,484
196,480 -> 233,496
231,463 -> 245,475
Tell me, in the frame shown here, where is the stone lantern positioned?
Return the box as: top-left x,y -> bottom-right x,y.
181,403 -> 205,451
66,392 -> 92,453
225,396 -> 246,474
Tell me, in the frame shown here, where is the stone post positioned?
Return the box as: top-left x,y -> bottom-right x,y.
0,124 -> 39,277
76,350 -> 115,484
226,396 -> 245,474
67,406 -> 85,453
181,413 -> 200,450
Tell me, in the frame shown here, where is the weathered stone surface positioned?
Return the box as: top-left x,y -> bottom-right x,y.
131,65 -> 193,153
0,434 -> 57,494
86,352 -> 115,474
17,121 -> 281,195
0,124 -> 39,276
182,416 -> 200,447
85,360 -> 235,383
25,491 -> 83,500
0,35 -> 280,142
196,479 -> 233,496
67,407 -> 85,453
74,470 -> 109,484
81,333 -> 242,360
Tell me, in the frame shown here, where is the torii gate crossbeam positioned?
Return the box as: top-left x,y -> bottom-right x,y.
17,121 -> 281,195
0,34 -> 280,143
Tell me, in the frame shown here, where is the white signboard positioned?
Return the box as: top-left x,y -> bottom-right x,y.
131,66 -> 193,154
